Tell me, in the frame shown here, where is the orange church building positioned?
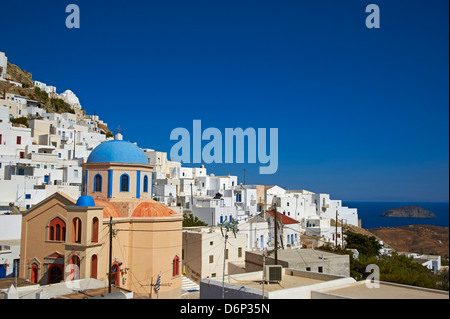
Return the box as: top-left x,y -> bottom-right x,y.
19,140 -> 183,298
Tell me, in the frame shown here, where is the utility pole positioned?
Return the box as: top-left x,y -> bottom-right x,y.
220,220 -> 239,299
190,182 -> 194,209
335,210 -> 338,248
73,129 -> 76,160
272,196 -> 278,265
243,169 -> 246,185
262,251 -> 266,299
14,262 -> 17,288
108,217 -> 113,293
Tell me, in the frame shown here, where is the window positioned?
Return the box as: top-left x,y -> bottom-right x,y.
318,266 -> 323,273
25,194 -> 31,199
69,256 -> 80,281
56,224 -> 61,240
120,174 -> 129,192
306,267 -> 311,271
111,262 -> 120,287
0,134 -> 2,144
209,255 -> 214,263
225,249 -> 229,260
72,217 -> 82,244
20,152 -> 24,159
16,136 -> 21,144
49,217 -> 66,241
238,247 -> 242,258
210,241 -> 213,246
91,255 -> 98,279
92,217 -> 99,243
173,256 -> 180,277
94,174 -> 102,192
143,175 -> 148,193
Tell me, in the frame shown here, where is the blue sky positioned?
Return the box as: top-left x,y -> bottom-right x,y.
1,0 -> 448,201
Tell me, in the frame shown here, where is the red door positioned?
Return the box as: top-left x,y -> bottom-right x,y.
31,263 -> 38,283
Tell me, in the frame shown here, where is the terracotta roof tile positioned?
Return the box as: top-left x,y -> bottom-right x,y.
94,199 -> 123,218
266,210 -> 300,225
132,201 -> 177,218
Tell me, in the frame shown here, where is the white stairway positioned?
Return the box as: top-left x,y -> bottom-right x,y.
181,275 -> 199,293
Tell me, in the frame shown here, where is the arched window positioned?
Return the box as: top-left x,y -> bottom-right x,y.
143,175 -> 148,193
94,174 -> 102,192
49,217 -> 66,241
173,256 -> 180,277
56,224 -> 61,241
92,217 -> 99,243
49,226 -> 54,241
120,174 -> 129,192
72,217 -> 82,244
69,255 -> 80,281
91,255 -> 98,279
31,263 -> 38,283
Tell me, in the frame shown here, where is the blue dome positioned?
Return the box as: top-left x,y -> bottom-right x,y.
87,140 -> 148,164
76,195 -> 96,207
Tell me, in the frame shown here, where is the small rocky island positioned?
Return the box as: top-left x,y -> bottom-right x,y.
380,205 -> 436,218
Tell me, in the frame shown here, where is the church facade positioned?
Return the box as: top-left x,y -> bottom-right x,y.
19,140 -> 183,298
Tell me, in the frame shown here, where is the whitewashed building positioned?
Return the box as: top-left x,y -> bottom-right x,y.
0,51 -> 7,80
182,226 -> 247,283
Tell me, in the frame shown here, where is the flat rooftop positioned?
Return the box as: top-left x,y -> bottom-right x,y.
321,281 -> 449,299
226,272 -> 328,293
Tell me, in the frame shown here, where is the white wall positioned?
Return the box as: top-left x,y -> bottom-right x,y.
0,52 -> 7,79
0,214 -> 21,240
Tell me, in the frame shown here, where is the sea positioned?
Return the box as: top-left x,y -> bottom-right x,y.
342,202 -> 450,229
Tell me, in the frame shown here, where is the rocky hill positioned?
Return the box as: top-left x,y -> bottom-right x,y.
368,225 -> 449,258
380,205 -> 436,218
1,58 -> 112,136
6,61 -> 33,87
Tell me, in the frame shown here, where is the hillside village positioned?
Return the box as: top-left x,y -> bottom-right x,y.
0,50 -> 447,299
